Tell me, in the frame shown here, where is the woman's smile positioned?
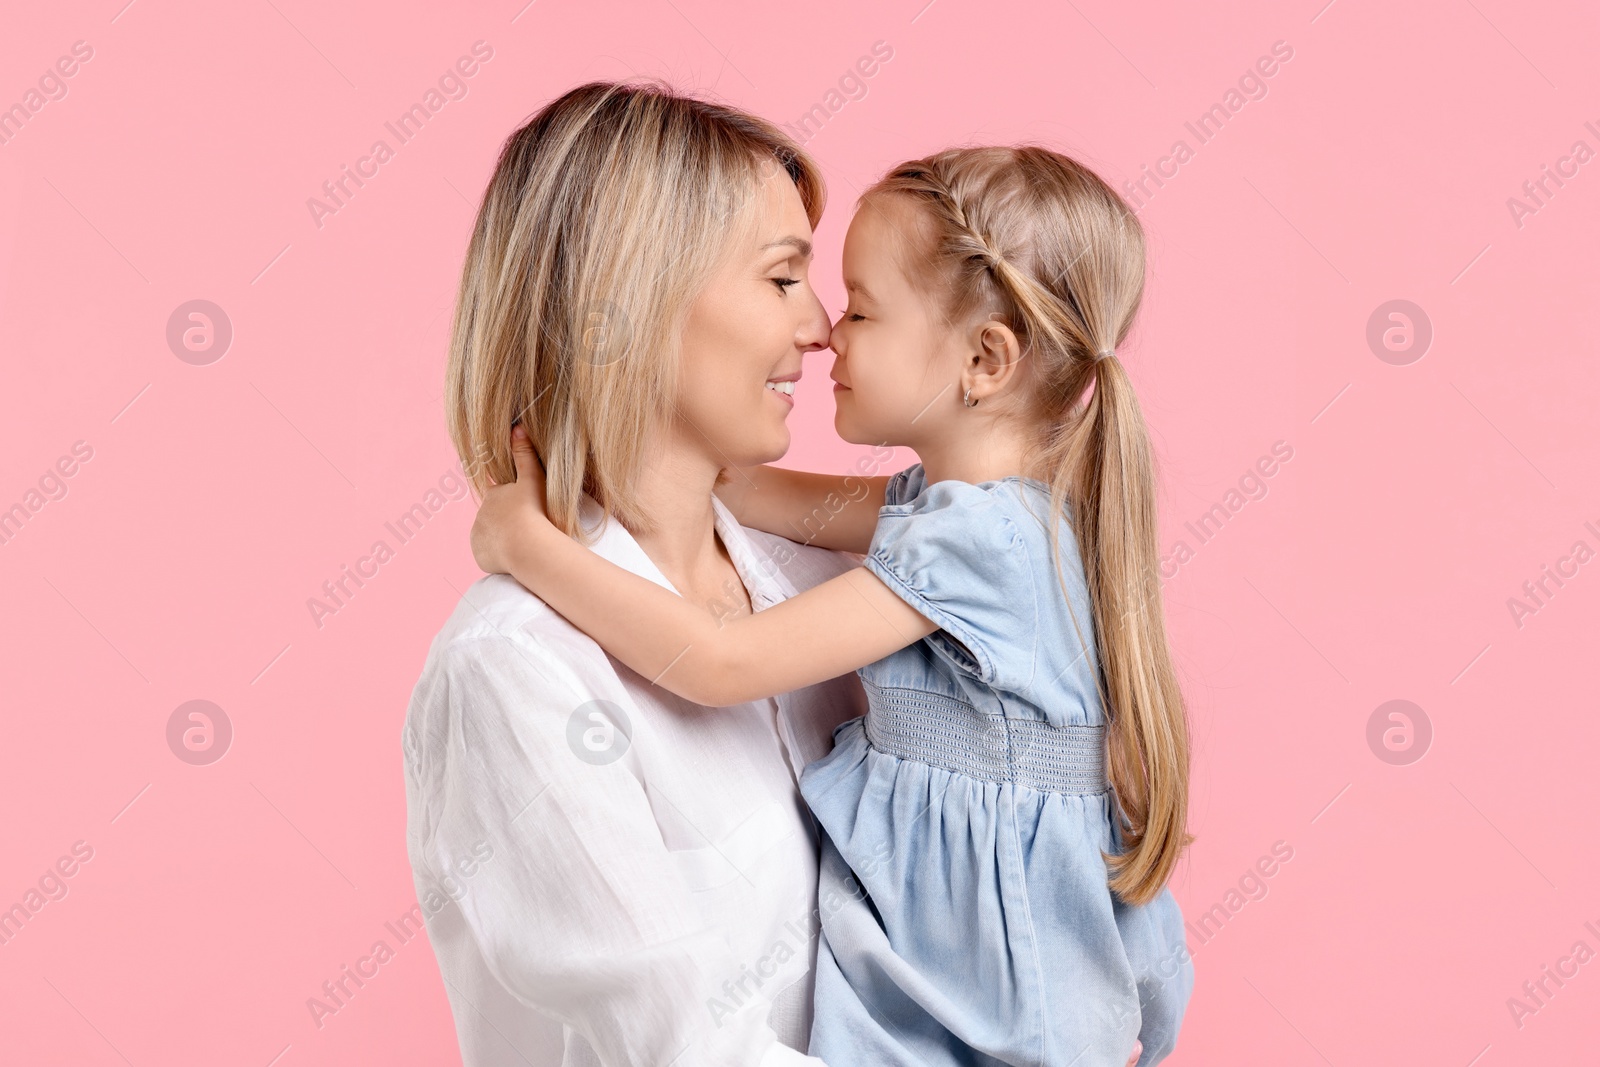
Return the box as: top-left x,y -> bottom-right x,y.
766,371 -> 800,409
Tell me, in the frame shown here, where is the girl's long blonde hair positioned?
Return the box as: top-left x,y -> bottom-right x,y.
862,147 -> 1191,906
446,80 -> 826,539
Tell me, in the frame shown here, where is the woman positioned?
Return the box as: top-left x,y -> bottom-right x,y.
402,81 -> 866,1066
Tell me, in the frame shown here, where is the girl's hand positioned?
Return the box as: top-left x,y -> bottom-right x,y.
1125,1039 -> 1143,1067
470,424 -> 550,575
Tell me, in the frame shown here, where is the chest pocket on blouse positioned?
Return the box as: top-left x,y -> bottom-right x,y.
664,799 -> 802,894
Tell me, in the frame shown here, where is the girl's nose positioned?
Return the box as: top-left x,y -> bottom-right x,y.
826,314 -> 849,355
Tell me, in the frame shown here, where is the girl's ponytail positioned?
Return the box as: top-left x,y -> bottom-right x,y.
1062,349 -> 1192,906
862,146 -> 1192,906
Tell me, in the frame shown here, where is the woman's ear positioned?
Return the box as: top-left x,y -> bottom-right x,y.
961,317 -> 1024,404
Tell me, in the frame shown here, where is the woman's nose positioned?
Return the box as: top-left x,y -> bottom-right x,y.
796,288 -> 831,353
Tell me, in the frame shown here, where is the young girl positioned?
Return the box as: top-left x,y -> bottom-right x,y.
473,145 -> 1194,1066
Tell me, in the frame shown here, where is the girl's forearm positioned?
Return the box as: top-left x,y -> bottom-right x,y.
504,521 -> 938,708
507,524 -> 739,704
715,465 -> 889,553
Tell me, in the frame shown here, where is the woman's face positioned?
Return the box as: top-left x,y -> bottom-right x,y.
674,164 -> 831,467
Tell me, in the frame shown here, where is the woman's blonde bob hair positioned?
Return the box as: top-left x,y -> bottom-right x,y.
446,80 -> 826,539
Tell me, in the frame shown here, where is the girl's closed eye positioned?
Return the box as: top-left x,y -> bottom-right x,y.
773,277 -> 801,293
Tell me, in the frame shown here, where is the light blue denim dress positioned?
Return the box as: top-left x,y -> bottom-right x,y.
799,465 -> 1194,1067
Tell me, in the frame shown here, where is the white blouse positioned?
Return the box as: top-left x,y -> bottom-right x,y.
403,492 -> 867,1066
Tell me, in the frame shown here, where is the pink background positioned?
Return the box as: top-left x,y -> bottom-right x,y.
2,0 -> 1597,1063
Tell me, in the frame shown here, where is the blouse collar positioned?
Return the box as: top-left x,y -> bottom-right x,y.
573,491 -> 790,613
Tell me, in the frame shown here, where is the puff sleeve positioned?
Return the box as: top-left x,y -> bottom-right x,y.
862,467 -> 1039,694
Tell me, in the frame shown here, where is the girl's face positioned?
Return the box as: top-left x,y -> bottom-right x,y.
829,197 -> 964,447
674,165 -> 831,468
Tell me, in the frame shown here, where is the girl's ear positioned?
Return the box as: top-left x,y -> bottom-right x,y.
962,317 -> 1024,403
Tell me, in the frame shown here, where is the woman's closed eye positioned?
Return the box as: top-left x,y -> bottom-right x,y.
772,277 -> 801,293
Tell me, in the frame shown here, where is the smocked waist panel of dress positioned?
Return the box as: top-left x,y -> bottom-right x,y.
861,677 -> 1109,796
